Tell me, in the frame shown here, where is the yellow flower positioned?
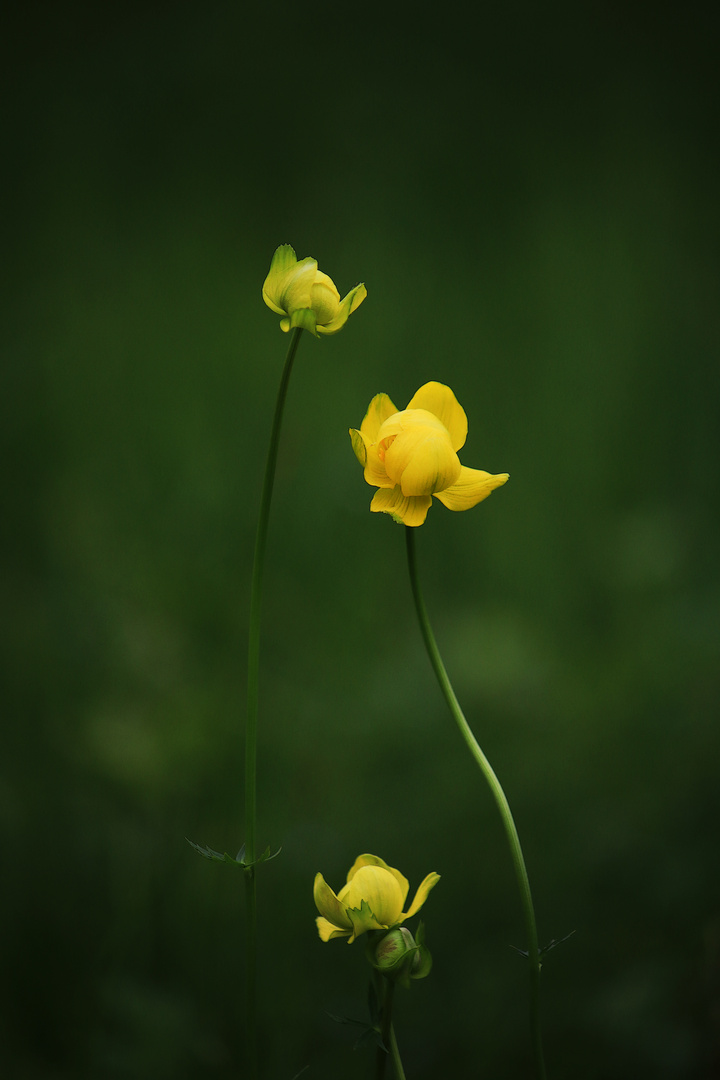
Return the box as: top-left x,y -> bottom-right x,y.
314,853 -> 440,943
262,244 -> 367,336
349,381 -> 509,526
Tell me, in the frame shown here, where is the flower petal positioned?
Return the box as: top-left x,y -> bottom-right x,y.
401,871 -> 441,919
263,293 -> 287,316
313,872 -> 352,931
370,486 -> 432,526
363,442 -> 395,489
277,257 -> 318,311
261,244 -> 299,314
433,466 -> 509,511
266,244 -> 297,273
307,274 -> 341,329
342,867 -> 405,928
346,854 -> 410,909
360,393 -> 399,444
317,282 -> 367,335
381,412 -> 461,496
263,250 -> 318,315
316,916 -> 351,942
405,382 -> 468,452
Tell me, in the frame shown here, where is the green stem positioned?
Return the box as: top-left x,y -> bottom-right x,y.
388,1023 -> 407,1080
375,977 -> 406,1080
243,326 -> 303,1077
405,527 -> 546,1080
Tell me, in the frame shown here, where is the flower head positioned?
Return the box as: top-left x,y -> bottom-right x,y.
314,853 -> 440,943
350,381 -> 509,526
263,244 -> 367,336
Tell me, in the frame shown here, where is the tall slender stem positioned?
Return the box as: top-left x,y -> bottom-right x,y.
405,527 -> 546,1080
374,976 -> 406,1080
243,326 -> 303,1077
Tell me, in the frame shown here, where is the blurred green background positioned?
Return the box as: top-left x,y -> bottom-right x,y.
4,3 -> 719,1077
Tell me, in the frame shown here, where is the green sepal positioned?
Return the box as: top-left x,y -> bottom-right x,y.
410,921 -> 433,980
350,427 -> 367,466
289,307 -> 318,335
347,898 -> 381,939
186,838 -> 281,869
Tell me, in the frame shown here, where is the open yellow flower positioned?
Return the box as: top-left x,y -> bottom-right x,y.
314,854 -> 440,943
349,381 -> 509,526
262,244 -> 367,336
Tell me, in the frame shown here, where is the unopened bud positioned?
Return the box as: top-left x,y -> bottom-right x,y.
374,927 -> 417,974
370,926 -> 433,985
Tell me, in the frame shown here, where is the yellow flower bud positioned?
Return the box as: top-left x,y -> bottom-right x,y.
350,382 -> 509,526
262,244 -> 367,336
314,854 -> 440,944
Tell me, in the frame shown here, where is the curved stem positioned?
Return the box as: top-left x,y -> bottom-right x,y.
405,527 -> 546,1080
243,326 -> 303,1078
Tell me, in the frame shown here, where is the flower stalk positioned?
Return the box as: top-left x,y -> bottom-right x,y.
374,972 -> 406,1080
244,324 -> 304,1077
388,1022 -> 407,1080
243,242 -> 364,1074
404,527 -> 546,1080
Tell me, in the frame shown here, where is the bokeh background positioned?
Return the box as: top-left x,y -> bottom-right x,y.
4,3 -> 719,1078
